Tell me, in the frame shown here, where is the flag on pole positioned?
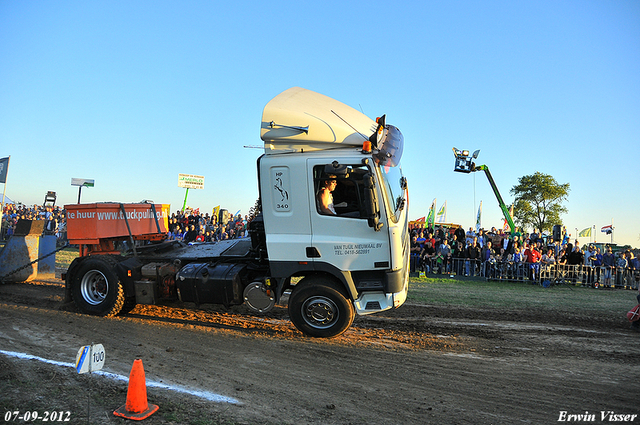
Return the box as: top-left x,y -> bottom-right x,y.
0,156 -> 10,217
601,225 -> 613,235
475,201 -> 482,233
212,205 -> 220,221
578,227 -> 592,238
415,216 -> 425,222
436,201 -> 447,223
426,198 -> 436,229
0,157 -> 9,184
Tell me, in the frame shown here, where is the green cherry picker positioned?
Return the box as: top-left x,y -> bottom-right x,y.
452,148 -> 516,235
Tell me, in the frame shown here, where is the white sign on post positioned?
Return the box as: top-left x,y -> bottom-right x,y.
75,344 -> 105,374
71,178 -> 95,187
178,174 -> 205,189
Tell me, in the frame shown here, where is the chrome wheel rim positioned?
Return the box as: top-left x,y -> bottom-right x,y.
301,296 -> 339,329
80,270 -> 108,305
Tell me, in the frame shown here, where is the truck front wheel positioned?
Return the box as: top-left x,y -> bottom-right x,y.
70,256 -> 125,317
288,276 -> 355,338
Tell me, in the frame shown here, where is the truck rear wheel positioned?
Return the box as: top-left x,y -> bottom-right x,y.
70,256 -> 124,317
288,276 -> 355,338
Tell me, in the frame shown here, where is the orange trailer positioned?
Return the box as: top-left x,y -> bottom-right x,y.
65,203 -> 170,256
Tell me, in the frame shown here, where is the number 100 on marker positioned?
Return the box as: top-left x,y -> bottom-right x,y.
75,344 -> 105,374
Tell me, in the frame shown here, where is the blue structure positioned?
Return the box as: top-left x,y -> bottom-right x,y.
0,220 -> 57,282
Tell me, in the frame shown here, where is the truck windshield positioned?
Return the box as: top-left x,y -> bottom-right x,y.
378,164 -> 406,222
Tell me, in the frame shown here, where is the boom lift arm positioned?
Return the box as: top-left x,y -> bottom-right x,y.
452,148 -> 515,234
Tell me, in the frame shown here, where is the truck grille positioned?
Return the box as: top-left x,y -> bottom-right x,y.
365,301 -> 381,310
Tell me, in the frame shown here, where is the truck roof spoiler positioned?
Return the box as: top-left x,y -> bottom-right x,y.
260,87 -> 377,154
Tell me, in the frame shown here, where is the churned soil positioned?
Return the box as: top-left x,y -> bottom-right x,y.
0,277 -> 638,424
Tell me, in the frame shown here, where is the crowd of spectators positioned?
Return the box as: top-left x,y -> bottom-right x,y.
1,204 -> 65,241
410,224 -> 640,286
165,209 -> 250,243
2,203 -> 639,285
0,203 -> 250,245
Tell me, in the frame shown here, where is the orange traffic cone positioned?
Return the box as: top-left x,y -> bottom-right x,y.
113,359 -> 159,420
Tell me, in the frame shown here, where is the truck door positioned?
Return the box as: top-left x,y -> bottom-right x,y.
308,160 -> 390,274
259,156 -> 312,266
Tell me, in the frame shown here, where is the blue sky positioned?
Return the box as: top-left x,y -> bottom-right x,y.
1,1 -> 639,247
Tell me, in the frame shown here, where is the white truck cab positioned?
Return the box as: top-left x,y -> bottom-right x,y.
257,87 -> 409,337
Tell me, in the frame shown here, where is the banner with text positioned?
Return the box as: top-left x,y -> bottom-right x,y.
178,174 -> 205,189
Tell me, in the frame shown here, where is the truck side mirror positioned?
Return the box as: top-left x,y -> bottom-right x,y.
363,173 -> 383,231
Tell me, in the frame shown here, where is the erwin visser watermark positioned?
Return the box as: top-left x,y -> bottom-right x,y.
558,411 -> 638,422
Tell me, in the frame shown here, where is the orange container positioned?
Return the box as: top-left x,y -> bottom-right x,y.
65,203 -> 170,244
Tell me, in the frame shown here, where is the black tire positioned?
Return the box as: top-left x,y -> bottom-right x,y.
288,276 -> 355,338
70,256 -> 124,317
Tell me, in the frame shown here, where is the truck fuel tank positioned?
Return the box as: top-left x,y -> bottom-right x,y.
175,262 -> 246,308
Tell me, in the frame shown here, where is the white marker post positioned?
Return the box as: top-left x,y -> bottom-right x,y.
75,344 -> 105,374
75,344 -> 105,424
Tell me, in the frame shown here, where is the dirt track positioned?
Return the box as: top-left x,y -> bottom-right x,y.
1,278 -> 638,425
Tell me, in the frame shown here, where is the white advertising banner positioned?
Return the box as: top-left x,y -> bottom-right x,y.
178,174 -> 205,189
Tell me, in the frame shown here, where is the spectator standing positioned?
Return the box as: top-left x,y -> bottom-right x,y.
584,245 -> 594,266
410,235 -> 421,273
590,247 -> 603,285
465,227 -> 476,246
438,239 -> 452,274
421,240 -> 436,272
434,226 -> 445,247
454,226 -> 466,245
44,214 -> 57,235
568,243 -> 584,266
567,243 -> 585,284
560,242 -> 573,265
522,243 -> 540,281
481,240 -> 495,277
453,241 -> 465,276
602,246 -> 616,287
616,252 -> 628,287
465,237 -> 481,276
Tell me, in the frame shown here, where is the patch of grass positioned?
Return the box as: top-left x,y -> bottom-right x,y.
408,276 -> 634,315
55,246 -> 79,269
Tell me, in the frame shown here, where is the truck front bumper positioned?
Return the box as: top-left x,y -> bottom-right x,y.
353,266 -> 409,316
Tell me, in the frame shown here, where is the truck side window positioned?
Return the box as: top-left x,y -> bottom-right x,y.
314,165 -> 368,218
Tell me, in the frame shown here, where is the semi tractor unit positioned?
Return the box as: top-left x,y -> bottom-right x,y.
64,87 -> 410,337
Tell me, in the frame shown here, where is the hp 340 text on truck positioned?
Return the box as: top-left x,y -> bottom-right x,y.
64,87 -> 409,338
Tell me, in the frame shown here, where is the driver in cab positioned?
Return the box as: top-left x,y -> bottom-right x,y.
317,174 -> 346,215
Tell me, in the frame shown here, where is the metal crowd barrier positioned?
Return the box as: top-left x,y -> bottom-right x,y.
414,256 -> 639,290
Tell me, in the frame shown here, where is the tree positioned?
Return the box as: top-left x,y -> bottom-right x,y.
510,172 -> 569,233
